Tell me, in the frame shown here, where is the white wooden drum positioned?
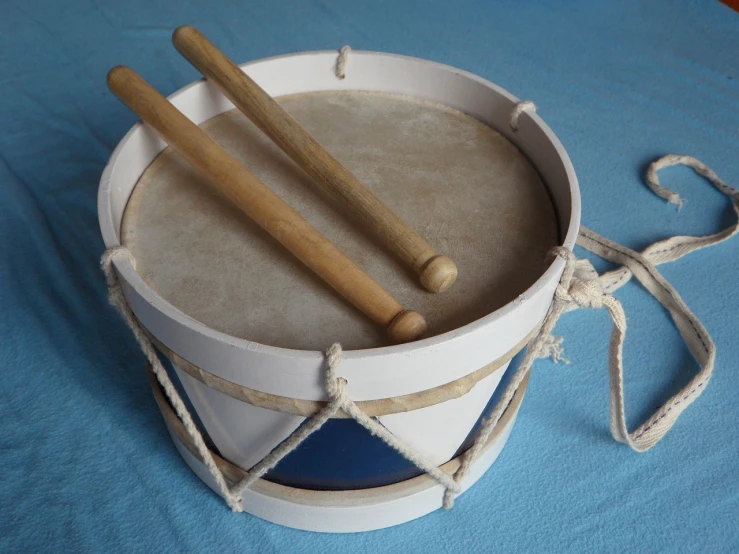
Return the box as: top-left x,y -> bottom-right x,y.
99,50 -> 580,532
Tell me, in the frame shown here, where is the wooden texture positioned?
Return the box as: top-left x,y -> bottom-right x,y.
106,66 -> 426,344
172,25 -> 458,293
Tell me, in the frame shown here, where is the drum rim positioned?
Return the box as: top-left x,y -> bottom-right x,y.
99,49 -> 581,362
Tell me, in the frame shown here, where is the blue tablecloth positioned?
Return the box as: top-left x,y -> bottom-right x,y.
1,1 -> 737,551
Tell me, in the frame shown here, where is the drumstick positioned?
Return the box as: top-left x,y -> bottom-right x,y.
107,66 -> 427,344
172,25 -> 458,294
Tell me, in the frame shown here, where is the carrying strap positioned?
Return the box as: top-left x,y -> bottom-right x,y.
443,152 -> 739,506
576,228 -> 713,451
597,155 -> 739,295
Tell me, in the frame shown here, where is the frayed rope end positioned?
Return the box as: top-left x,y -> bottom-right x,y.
538,334 -> 570,364
667,192 -> 684,211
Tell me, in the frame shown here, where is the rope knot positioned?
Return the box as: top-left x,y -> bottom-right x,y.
568,279 -> 604,308
555,259 -> 605,310
325,343 -> 347,401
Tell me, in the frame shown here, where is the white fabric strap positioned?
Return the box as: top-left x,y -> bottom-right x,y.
576,228 -> 714,451
443,152 -> 738,506
597,154 -> 739,295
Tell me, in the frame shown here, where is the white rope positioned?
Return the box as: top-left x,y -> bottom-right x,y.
442,245 -> 577,508
102,254 -> 459,507
101,84 -> 737,512
597,154 -> 739,295
230,343 -> 460,498
335,45 -> 351,79
538,333 -> 569,364
510,100 -> 536,131
101,247 -> 243,511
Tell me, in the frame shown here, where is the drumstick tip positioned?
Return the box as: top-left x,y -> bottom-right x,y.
419,255 -> 458,293
106,65 -> 132,90
387,310 -> 427,344
172,24 -> 198,44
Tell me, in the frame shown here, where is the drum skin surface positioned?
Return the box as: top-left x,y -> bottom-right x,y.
122,90 -> 559,351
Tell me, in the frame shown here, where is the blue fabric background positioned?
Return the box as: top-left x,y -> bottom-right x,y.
1,1 -> 737,551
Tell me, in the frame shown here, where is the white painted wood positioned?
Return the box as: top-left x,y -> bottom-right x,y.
175,367 -> 306,471
378,363 -> 508,466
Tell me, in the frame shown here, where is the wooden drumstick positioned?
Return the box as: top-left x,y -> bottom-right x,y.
107,66 -> 427,344
172,25 -> 458,294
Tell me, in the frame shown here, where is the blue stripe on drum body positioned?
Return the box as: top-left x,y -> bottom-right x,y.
263,349 -> 526,491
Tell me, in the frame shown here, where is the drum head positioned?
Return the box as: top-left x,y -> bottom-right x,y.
122,90 -> 559,350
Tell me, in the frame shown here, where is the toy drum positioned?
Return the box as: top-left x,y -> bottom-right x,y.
99,50 -> 580,532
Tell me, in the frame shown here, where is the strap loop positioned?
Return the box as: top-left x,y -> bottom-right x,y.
444,153 -> 738,506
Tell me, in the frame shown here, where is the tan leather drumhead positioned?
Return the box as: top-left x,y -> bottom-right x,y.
122,91 -> 559,350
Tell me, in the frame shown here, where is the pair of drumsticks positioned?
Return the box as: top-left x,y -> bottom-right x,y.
108,26 -> 458,344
